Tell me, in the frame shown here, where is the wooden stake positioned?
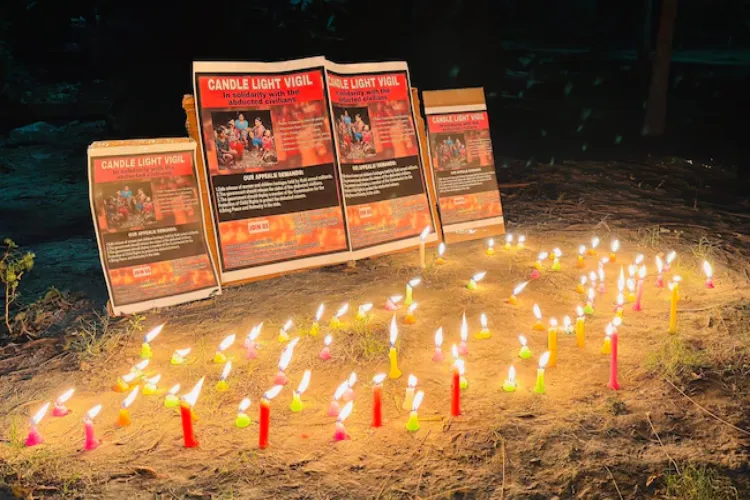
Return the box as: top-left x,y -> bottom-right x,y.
643,0 -> 678,136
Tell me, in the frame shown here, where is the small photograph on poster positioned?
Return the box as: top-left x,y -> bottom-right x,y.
431,133 -> 468,171
98,181 -> 157,232
332,106 -> 376,161
211,110 -> 278,170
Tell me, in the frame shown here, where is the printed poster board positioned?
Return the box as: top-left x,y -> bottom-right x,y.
422,88 -> 505,243
88,139 -> 221,315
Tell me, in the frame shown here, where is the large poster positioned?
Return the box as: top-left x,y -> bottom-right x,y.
326,61 -> 437,257
88,139 -> 220,315
193,57 -> 350,282
423,89 -> 504,235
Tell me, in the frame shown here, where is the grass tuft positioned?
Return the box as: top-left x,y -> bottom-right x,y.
666,464 -> 738,500
646,336 -> 709,385
64,310 -> 144,360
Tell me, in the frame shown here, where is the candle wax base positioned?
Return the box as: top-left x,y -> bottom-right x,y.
164,395 -> 179,408
598,285 -> 606,294
246,346 -> 259,360
616,309 -> 623,318
405,413 -> 420,432
435,257 -> 445,265
607,379 -> 620,391
576,284 -> 584,294
530,269 -> 541,279
508,295 -> 518,305
458,342 -> 468,356
460,377 -> 468,390
142,385 -> 158,396
534,380 -> 546,395
467,281 -> 477,290
333,429 -> 350,441
587,249 -> 597,256
486,248 -> 495,256
532,322 -> 545,332
551,262 -> 561,272
632,304 -> 642,312
601,339 -> 611,355
25,428 -> 43,447
627,293 -> 636,302
656,277 -> 664,288
278,332 -> 289,343
475,329 -> 491,340
274,372 -> 288,386
403,315 -> 416,325
170,356 -> 186,365
327,402 -> 341,417
309,323 -> 319,337
609,254 -> 617,263
52,406 -> 70,417
519,346 -> 532,359
385,300 -> 399,311
503,381 -> 517,392
140,344 -> 152,359
290,395 -> 304,412
432,350 -> 444,362
319,347 -> 332,360
576,259 -> 585,269
329,318 -> 341,329
584,304 -> 594,315
213,352 -> 227,364
84,439 -> 101,451
216,380 -> 229,392
706,281 -> 715,289
115,409 -> 131,427
235,414 -> 251,428
113,379 -> 130,393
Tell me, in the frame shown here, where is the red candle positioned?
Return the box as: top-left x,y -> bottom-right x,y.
451,360 -> 463,416
83,404 -> 102,451
371,374 -> 385,427
259,385 -> 283,449
180,377 -> 204,448
607,330 -> 620,390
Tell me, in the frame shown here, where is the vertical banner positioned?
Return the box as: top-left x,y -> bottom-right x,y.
88,139 -> 221,315
422,88 -> 505,242
326,61 -> 437,258
193,57 -> 350,283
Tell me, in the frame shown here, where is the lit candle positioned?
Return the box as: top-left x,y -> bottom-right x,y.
633,265 -> 646,311
274,338 -> 299,386
404,278 -> 421,306
533,251 -> 548,271
435,242 -> 446,265
24,402 -> 50,447
475,312 -> 491,340
503,234 -> 513,251
419,225 -> 431,268
597,267 -> 606,294
130,359 -> 149,379
502,365 -> 517,392
164,383 -> 180,408
584,288 -> 596,315
343,372 -> 358,402
534,352 -> 551,394
388,316 -> 402,379
52,388 -> 74,417
547,318 -> 558,367
290,369 -> 311,412
258,385 -> 283,449
607,320 -> 620,391
333,401 -> 353,441
589,270 -> 598,292
664,250 -> 676,272
171,347 -> 192,365
140,323 -> 164,359
517,235 -> 526,251
112,372 -> 137,393
319,334 -> 333,360
601,323 -> 613,355
330,303 -> 349,329
609,239 -> 620,263
563,315 -> 573,335
402,374 -> 418,410
116,386 -> 139,427
459,312 -> 469,354
216,362 -> 231,392
310,304 -> 324,337
142,374 -> 161,395
576,275 -> 587,294
615,267 -> 625,317
467,271 -> 486,290
405,390 -> 424,432
277,318 -> 293,343
451,359 -> 463,416
668,276 -> 681,334
576,245 -> 586,268
244,323 -> 262,360
703,261 -> 714,288
385,294 -> 403,311
328,383 -> 348,417
486,238 -> 496,256
575,306 -> 585,347
432,327 -> 445,362
532,304 -> 545,331
356,303 -> 373,321
83,404 -> 102,451
551,248 -> 562,271
371,373 -> 386,428
403,303 -> 418,325
508,281 -> 528,305
587,237 -> 600,256
518,335 -> 532,359
655,256 -> 664,288
627,276 -> 636,303
213,334 -> 236,364
235,398 -> 251,428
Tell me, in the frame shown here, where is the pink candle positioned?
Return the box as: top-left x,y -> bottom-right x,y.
328,383 -> 347,417
632,266 -> 646,311
703,261 -> 714,288
607,329 -> 620,390
432,327 -> 444,362
334,401 -> 353,441
52,388 -> 74,417
244,323 -> 262,360
24,402 -> 50,447
458,313 -> 469,356
371,374 -> 385,428
319,334 -> 333,360
655,256 -> 664,288
83,404 -> 102,451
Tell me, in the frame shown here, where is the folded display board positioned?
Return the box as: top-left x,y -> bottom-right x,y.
421,88 -> 505,243
88,139 -> 221,315
192,57 -> 438,284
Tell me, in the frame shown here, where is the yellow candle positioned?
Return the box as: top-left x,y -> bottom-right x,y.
404,278 -> 420,306
575,306 -> 585,348
668,277 -> 681,334
388,316 -> 402,379
547,319 -> 558,367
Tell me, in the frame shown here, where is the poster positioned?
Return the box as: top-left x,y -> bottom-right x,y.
423,89 -> 504,234
88,139 -> 220,315
193,57 -> 350,282
326,61 -> 437,257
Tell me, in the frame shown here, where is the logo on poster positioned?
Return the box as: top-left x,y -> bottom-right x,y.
453,196 -> 466,206
132,266 -> 152,278
358,206 -> 373,219
248,220 -> 271,234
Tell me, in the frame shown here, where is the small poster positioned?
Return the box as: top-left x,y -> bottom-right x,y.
423,88 -> 504,236
193,57 -> 350,283
327,61 -> 437,257
88,139 -> 220,315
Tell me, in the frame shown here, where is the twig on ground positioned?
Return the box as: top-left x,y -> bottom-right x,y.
604,465 -> 624,500
665,379 -> 750,437
646,412 -> 681,475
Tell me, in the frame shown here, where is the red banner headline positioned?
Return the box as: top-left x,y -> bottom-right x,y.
427,112 -> 489,133
94,152 -> 193,183
328,72 -> 409,103
197,70 -> 325,108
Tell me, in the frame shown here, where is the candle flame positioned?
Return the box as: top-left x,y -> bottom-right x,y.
143,323 -> 164,343
347,372 -> 357,388
412,391 -> 424,411
488,238 -> 495,248
389,295 -> 403,304
591,237 -> 600,249
324,334 -> 333,347
248,324 -> 262,342
419,225 -> 431,241
438,242 -> 446,257
333,383 -> 348,401
455,359 -> 465,375
635,254 -> 644,265
86,404 -> 102,420
434,327 -> 443,348
588,288 -> 595,301
407,374 -> 418,388
282,319 -> 293,332
589,271 -> 598,282
359,303 -> 373,315
533,304 -> 542,320
336,303 -> 349,318
461,312 -> 468,341
605,323 -> 614,337
579,245 -> 586,255
656,255 -> 664,273
134,359 -> 149,371
337,401 -> 354,422
539,351 -> 550,368
628,264 -> 636,277
56,388 -> 75,405
576,305 -> 584,317
611,240 -> 620,252
580,275 -> 587,285
122,372 -> 137,383
613,316 -> 622,327
480,313 -> 488,329
407,303 -> 417,314
519,235 -> 526,243
263,385 -> 283,401
218,334 -> 236,352
183,377 -> 205,407
168,384 -> 180,395
508,365 -> 516,382
553,248 -> 562,257
278,346 -> 295,371
618,267 -> 625,291
373,373 -> 387,385
638,265 -> 647,279
31,402 -> 50,425
538,251 -> 548,260
221,361 -> 232,380
174,347 -> 191,357
315,303 -> 325,321
146,374 -> 161,385
238,397 -> 251,412
627,278 -> 635,292
598,268 -> 605,281
122,386 -> 139,409
666,251 -> 676,264
563,316 -> 571,328
452,344 -> 459,359
505,234 -> 513,243
616,292 -> 624,306
471,272 -> 486,282
549,318 -> 558,328
389,315 -> 398,346
297,370 -> 311,394
288,337 -> 300,350
512,281 -> 528,296
408,278 -> 421,287
518,335 -> 527,347
703,261 -> 713,278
